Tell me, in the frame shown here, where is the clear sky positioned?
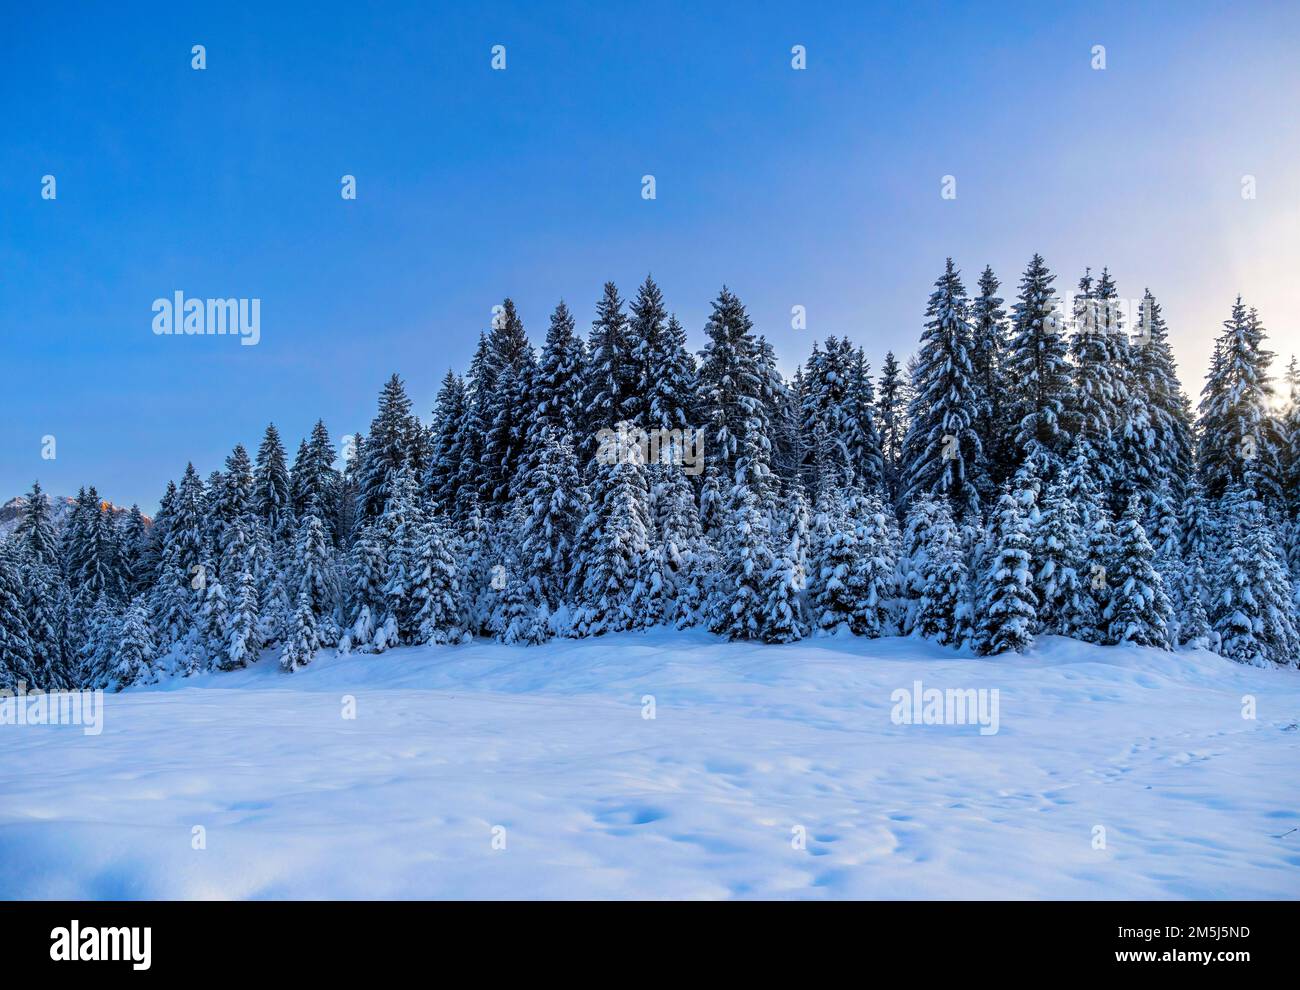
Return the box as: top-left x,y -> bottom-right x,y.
2,0 -> 1298,512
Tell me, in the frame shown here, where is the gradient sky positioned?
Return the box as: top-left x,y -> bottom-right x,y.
2,0 -> 1298,512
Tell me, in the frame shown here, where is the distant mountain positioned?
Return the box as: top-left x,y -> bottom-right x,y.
0,493 -> 147,540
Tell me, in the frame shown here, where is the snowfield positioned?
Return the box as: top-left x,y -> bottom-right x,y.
1,631 -> 1298,899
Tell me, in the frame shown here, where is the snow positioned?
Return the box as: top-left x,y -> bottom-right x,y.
1,630 -> 1298,899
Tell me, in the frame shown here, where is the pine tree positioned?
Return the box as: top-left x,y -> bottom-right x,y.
150,464 -> 208,648
490,503 -> 550,645
480,299 -> 537,504
969,265 -> 1013,494
292,501 -> 338,646
518,429 -> 587,610
849,489 -> 900,638
1210,484 -> 1300,666
761,519 -> 808,644
650,314 -> 698,434
357,375 -> 420,522
343,521 -> 388,653
709,485 -> 775,641
198,569 -> 229,672
1104,496 -> 1172,649
875,351 -> 906,505
1004,254 -> 1071,476
1032,480 -> 1093,638
1067,267 -> 1127,503
280,591 -> 319,672
582,282 -> 638,458
628,274 -> 669,426
913,496 -> 969,647
1130,290 -> 1194,501
811,490 -> 858,637
535,301 -> 586,437
697,287 -> 769,488
898,494 -> 944,635
975,488 -> 1038,655
651,462 -> 710,628
411,515 -> 464,645
223,562 -> 259,670
291,420 -> 341,537
573,436 -> 654,635
380,467 -> 424,643
0,545 -> 36,690
254,424 -> 294,541
901,259 -> 983,519
1147,484 -> 1187,644
109,597 -> 156,690
844,346 -> 884,493
800,338 -> 859,494
14,480 -> 59,568
427,370 -> 469,512
1199,298 -> 1282,503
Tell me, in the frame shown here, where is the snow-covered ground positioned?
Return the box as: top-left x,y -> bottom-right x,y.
1,631 -> 1298,899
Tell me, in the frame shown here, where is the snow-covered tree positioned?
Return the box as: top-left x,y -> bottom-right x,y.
810,490 -> 858,637
1004,254 -> 1071,476
573,434 -> 654,635
709,485 -> 776,641
280,592 -> 319,672
974,487 -> 1038,655
913,496 -> 969,647
1032,480 -> 1093,639
109,597 -> 156,691
254,424 -> 295,542
901,259 -> 983,519
1210,483 -> 1299,666
534,301 -> 586,438
1104,496 -> 1172,649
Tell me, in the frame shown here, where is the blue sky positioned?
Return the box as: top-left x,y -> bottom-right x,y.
2,0 -> 1298,511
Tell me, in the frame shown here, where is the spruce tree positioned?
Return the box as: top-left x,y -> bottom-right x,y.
697,287 -> 769,488
280,591 -> 319,672
1004,254 -> 1071,476
974,487 -> 1038,655
427,370 -> 469,512
650,314 -> 699,434
535,301 -> 586,437
110,597 -> 156,690
573,436 -> 654,635
518,429 -> 587,610
357,375 -> 420,522
14,480 -> 59,568
914,496 -> 969,647
810,490 -> 858,636
1210,484 -> 1299,666
1104,496 -> 1172,649
0,545 -> 36,690
582,282 -> 637,457
709,485 -> 775,641
876,351 -> 906,505
901,259 -> 983,519
1198,298 -> 1282,503
411,515 -> 464,645
255,424 -> 294,542
1032,480 -> 1093,638
849,489 -> 900,639
969,265 -> 1013,494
